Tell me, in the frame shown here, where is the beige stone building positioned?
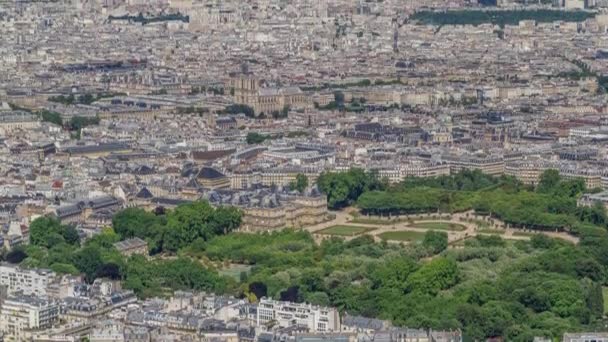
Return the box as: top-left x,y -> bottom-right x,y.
230,169 -> 320,190
446,156 -> 505,176
226,74 -> 309,115
240,195 -> 328,232
113,238 -> 149,257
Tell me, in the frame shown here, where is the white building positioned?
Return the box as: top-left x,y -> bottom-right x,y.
563,0 -> 586,9
0,263 -> 56,296
89,320 -> 126,342
569,126 -> 596,138
0,296 -> 60,340
256,298 -> 340,332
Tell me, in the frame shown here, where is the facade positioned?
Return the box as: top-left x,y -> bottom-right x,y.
227,75 -> 309,115
241,195 -> 328,232
0,111 -> 40,133
256,298 -> 341,333
0,264 -> 56,296
446,156 -> 504,176
563,333 -> 608,342
231,169 -> 320,190
374,163 -> 450,183
52,196 -> 122,224
0,296 -> 60,341
560,168 -> 602,190
505,160 -> 548,186
196,167 -> 231,190
506,162 -> 600,188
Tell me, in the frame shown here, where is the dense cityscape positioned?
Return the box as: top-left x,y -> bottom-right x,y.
4,0 -> 608,341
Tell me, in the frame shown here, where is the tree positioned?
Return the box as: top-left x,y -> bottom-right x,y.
280,286 -> 300,302
249,282 -> 268,299
209,206 -> 242,235
112,208 -> 163,239
51,263 -> 80,275
290,174 -> 309,193
87,227 -> 120,249
73,246 -> 104,283
406,257 -> 459,295
5,248 -> 28,264
422,231 -> 448,254
246,132 -> 269,145
333,91 -> 345,104
306,291 -> 330,306
585,281 -> 604,319
163,201 -> 240,252
164,201 -> 215,252
317,168 -> 385,209
370,257 -> 418,292
68,115 -> 100,131
530,235 -> 555,249
29,217 -> 80,248
96,263 -> 122,280
220,104 -> 255,117
38,110 -> 63,126
537,169 -> 560,194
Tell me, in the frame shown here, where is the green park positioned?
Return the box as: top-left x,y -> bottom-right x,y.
5,168 -> 608,340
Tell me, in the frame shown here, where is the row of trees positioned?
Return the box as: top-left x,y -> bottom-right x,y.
176,106 -> 210,115
219,104 -> 255,117
108,12 -> 189,25
48,93 -> 123,105
411,9 -> 595,27
190,85 -> 226,95
349,169 -> 603,233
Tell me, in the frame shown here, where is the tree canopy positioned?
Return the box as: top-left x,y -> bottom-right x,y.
317,168 -> 387,209
290,173 -> 309,193
15,170 -> 608,340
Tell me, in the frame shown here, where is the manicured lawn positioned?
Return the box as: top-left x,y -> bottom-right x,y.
351,218 -> 404,225
412,221 -> 467,231
378,231 -> 426,242
316,225 -> 375,236
478,229 -> 506,235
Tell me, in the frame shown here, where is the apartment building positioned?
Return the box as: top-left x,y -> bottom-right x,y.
0,264 -> 56,296
374,162 -> 450,183
0,296 -> 60,341
560,168 -> 602,190
230,169 -> 321,190
505,160 -> 547,186
256,298 -> 341,333
445,156 -> 505,176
